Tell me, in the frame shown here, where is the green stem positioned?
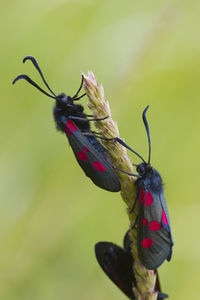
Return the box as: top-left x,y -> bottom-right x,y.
83,71 -> 157,300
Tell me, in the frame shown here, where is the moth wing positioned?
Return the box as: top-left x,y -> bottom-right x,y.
138,189 -> 173,269
159,191 -> 174,246
157,293 -> 169,300
64,119 -> 120,192
95,242 -> 135,299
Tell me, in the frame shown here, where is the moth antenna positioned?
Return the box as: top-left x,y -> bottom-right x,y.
23,56 -> 57,97
72,75 -> 86,100
114,137 -> 146,163
12,74 -> 56,99
142,105 -> 151,164
73,93 -> 86,100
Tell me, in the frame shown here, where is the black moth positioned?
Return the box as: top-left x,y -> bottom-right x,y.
114,107 -> 174,269
95,232 -> 168,299
13,56 -> 120,192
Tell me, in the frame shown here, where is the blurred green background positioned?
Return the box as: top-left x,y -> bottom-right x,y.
1,0 -> 200,299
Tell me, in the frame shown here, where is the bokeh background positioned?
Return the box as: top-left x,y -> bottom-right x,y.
1,0 -> 200,299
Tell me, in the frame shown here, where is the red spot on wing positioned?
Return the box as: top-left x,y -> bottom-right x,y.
64,125 -> 72,136
83,146 -> 90,152
77,151 -> 88,161
67,119 -> 78,131
142,238 -> 153,248
145,191 -> 153,207
113,275 -> 127,294
139,189 -> 144,205
104,265 -> 109,273
142,218 -> 148,226
149,221 -> 161,231
162,210 -> 168,225
93,161 -> 106,172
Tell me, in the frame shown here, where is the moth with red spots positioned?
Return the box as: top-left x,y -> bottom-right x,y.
12,56 -> 120,192
95,232 -> 168,299
114,107 -> 174,269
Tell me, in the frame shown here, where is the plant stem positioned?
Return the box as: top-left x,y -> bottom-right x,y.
83,71 -> 157,300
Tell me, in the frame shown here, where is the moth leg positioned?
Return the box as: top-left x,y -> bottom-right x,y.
113,166 -> 139,178
90,136 -> 126,142
88,130 -> 101,135
89,116 -> 109,121
82,133 -> 119,143
128,198 -> 137,214
82,132 -> 103,138
68,116 -> 108,122
130,187 -> 140,213
131,215 -> 138,229
129,192 -> 139,227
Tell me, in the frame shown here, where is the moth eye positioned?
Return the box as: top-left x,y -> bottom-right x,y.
137,164 -> 145,173
57,93 -> 67,102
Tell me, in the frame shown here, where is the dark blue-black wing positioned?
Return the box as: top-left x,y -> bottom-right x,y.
64,119 -> 121,192
95,242 -> 135,299
137,188 -> 173,269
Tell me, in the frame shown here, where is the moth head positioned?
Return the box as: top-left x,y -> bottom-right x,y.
136,162 -> 152,176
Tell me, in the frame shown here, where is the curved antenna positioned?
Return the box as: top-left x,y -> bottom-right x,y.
23,56 -> 57,97
114,137 -> 146,163
12,75 -> 56,99
73,93 -> 86,100
142,105 -> 151,163
72,75 -> 86,101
